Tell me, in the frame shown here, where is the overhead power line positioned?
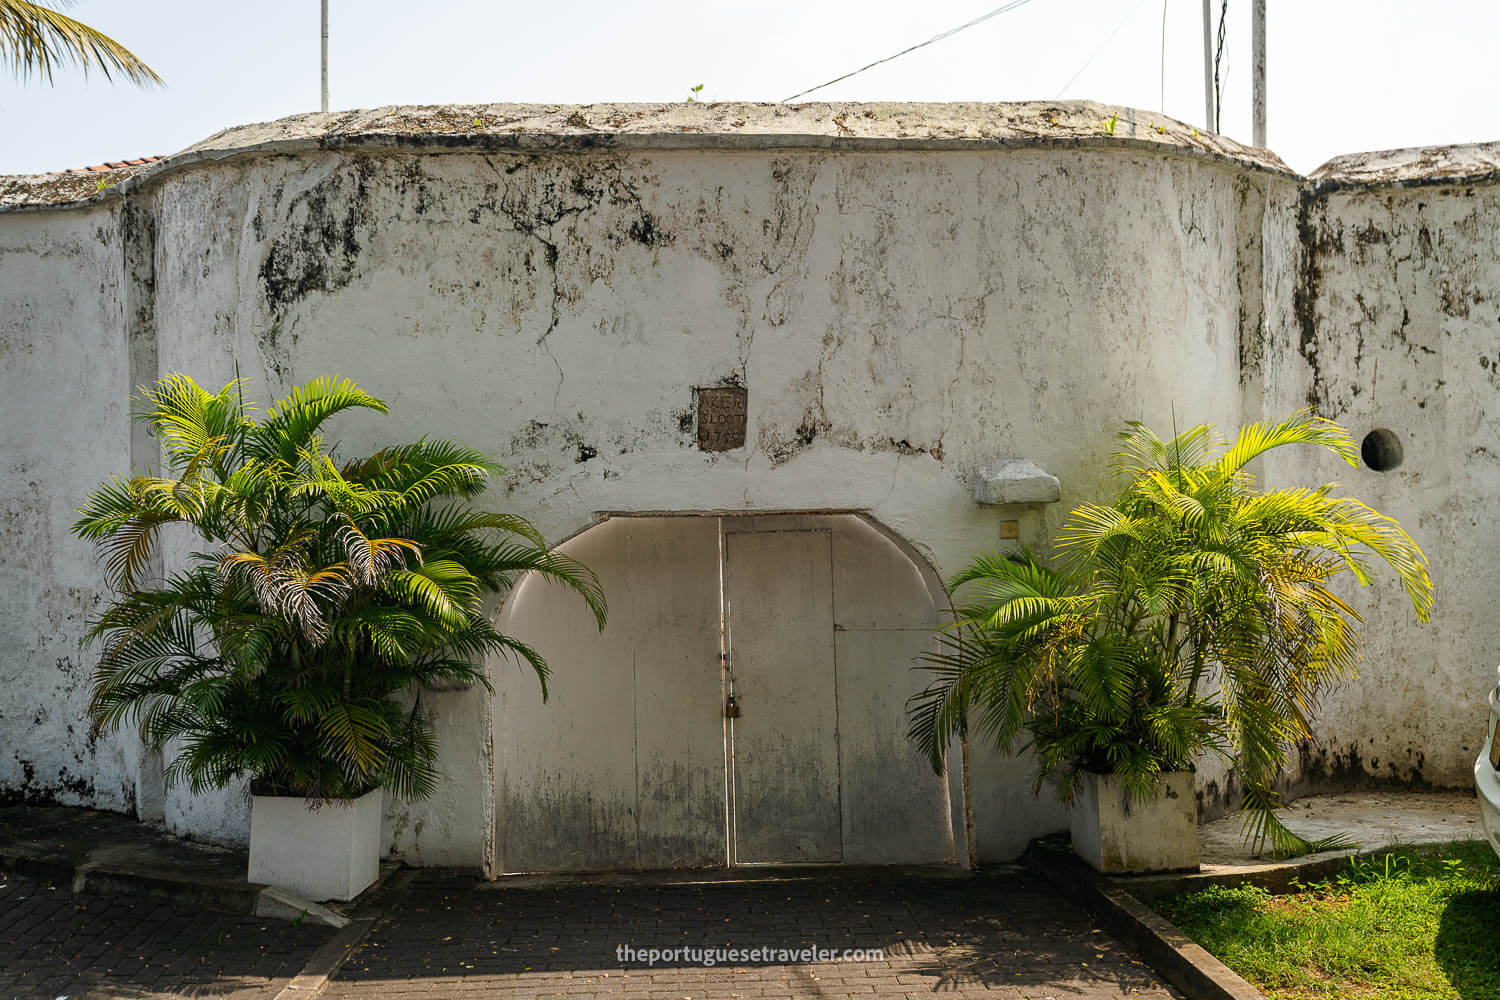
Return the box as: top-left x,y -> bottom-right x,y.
1055,0 -> 1148,99
781,0 -> 1043,104
1160,0 -> 1169,113
1212,0 -> 1228,131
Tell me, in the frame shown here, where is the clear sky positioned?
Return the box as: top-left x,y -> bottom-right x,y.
1,1 -> 1495,176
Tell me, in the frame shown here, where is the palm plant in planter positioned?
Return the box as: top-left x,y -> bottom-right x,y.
910,411 -> 1433,869
74,375 -> 605,900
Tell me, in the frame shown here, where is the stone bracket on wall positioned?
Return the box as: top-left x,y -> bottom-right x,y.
972,459 -> 1062,505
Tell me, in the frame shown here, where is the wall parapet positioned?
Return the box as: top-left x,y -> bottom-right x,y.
0,100 -> 1294,212
1310,139 -> 1500,193
11,102 -> 1496,214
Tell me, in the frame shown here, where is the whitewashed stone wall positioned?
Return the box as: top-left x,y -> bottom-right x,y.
1262,150 -> 1500,793
0,103 -> 1489,864
0,205 -> 144,815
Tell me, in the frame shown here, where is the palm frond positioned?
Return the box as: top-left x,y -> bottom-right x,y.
482,629 -> 551,699
385,562 -> 478,629
1113,419 -> 1222,476
398,505 -> 547,550
331,515 -> 421,586
1215,409 -> 1358,478
0,0 -> 162,86
247,377 -> 387,465
351,439 -> 501,496
909,408 -> 1433,858
1239,784 -> 1359,858
135,374 -> 248,473
497,545 -> 607,629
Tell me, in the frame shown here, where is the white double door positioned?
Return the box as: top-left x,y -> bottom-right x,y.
495,514 -> 952,873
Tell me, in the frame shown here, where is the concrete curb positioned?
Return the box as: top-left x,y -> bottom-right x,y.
1024,839 -> 1266,1000
0,844 -> 350,928
481,862 -> 971,890
272,868 -> 417,999
272,917 -> 375,997
1115,848 -> 1406,901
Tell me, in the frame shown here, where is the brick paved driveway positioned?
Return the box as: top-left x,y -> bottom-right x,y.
0,871 -> 331,999
327,868 -> 1180,999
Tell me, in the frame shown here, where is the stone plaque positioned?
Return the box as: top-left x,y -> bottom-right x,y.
696,386 -> 747,452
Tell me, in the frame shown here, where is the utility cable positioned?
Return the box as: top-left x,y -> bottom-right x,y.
1055,0 -> 1148,99
1212,0 -> 1227,131
1160,0 -> 1168,113
781,0 -> 1042,103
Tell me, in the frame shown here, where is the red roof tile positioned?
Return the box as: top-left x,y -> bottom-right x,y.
65,155 -> 160,175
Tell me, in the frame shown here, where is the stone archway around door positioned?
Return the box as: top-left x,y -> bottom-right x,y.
492,512 -> 956,873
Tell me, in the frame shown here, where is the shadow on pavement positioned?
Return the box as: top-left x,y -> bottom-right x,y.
327,868 -> 1173,998
0,871 -> 332,1000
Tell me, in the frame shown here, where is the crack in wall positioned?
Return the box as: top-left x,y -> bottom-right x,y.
477,154 -> 672,414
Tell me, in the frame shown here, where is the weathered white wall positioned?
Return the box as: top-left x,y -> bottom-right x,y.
0,206 -> 142,812
0,104 -> 1488,866
135,143 -> 1261,861
1259,165 -> 1500,792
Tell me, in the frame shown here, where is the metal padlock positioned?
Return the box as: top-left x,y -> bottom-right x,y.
724,694 -> 741,719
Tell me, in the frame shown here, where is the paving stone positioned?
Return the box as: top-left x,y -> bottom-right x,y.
0,870 -> 331,999
0,861 -> 1190,998
325,869 -> 1181,999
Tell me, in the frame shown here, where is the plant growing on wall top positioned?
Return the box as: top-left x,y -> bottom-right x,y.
73,374 -> 606,800
909,410 -> 1434,856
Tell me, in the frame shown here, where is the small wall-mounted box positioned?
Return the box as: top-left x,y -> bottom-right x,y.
973,458 -> 1062,505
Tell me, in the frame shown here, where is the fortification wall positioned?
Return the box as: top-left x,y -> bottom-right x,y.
0,103 -> 1487,864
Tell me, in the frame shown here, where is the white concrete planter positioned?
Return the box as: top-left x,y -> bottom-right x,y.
248,787 -> 383,901
1069,771 -> 1199,874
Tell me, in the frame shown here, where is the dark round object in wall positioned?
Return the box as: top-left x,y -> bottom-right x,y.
1361,429 -> 1403,472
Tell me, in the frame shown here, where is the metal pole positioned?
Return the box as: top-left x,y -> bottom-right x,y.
1202,0 -> 1214,132
1252,0 -> 1266,147
321,0 -> 329,113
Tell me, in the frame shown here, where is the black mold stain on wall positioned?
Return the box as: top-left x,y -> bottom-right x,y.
0,755 -> 96,806
1296,739 -> 1431,793
259,159 -> 376,317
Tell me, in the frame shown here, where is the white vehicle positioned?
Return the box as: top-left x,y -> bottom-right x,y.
1479,666 -> 1500,860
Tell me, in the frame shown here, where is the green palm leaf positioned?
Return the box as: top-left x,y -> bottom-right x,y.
246,377 -> 387,465
0,1 -> 162,86
75,372 -> 607,802
911,409 -> 1433,857
1215,409 -> 1359,479
385,562 -> 477,629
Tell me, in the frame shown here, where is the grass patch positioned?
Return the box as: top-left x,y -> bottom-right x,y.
1152,841 -> 1500,1000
